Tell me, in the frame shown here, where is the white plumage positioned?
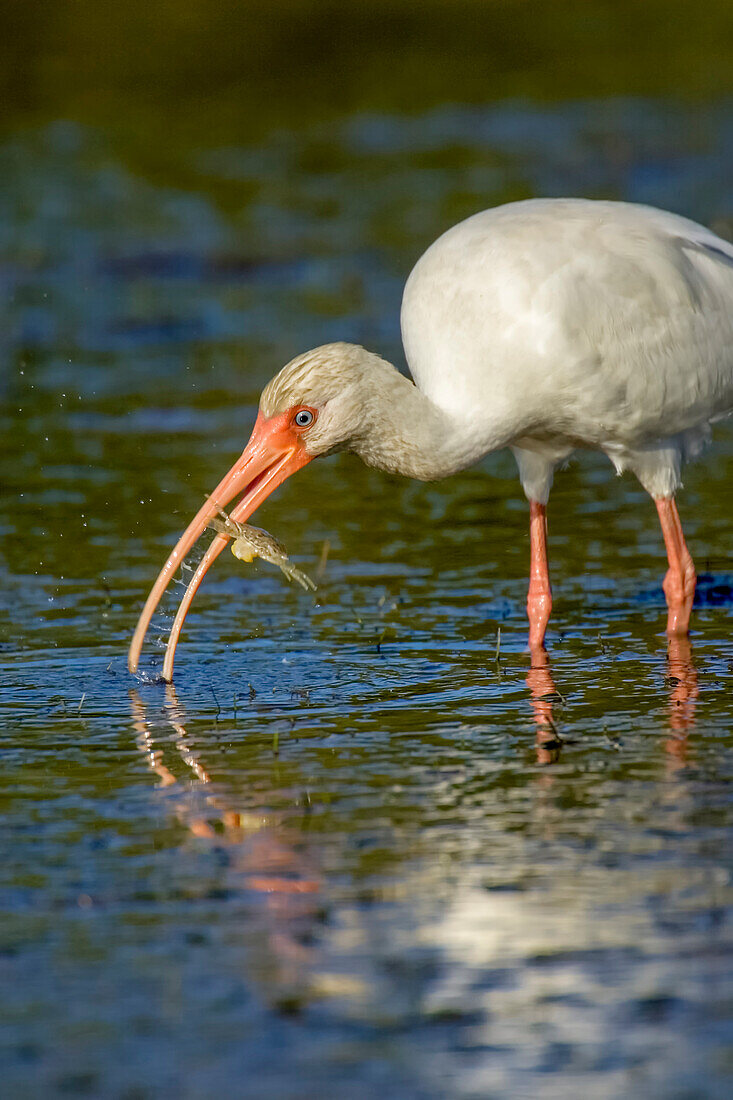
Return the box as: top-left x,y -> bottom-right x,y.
129,198 -> 733,677
402,199 -> 733,501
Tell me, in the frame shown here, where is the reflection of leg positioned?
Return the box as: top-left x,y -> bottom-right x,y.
665,634 -> 697,764
527,501 -> 553,650
526,647 -> 562,765
655,497 -> 696,634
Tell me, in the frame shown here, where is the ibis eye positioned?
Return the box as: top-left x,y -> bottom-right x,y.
294,409 -> 314,428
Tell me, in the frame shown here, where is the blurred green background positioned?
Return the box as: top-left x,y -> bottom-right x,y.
3,0 -> 732,172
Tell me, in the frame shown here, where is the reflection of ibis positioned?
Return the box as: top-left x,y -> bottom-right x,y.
128,199 -> 733,679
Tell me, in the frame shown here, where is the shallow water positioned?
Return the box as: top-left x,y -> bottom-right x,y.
2,84 -> 733,1100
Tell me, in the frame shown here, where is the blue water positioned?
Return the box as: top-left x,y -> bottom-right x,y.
1,96 -> 732,1098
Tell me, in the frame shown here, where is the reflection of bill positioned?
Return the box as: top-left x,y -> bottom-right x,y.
525,638 -> 697,769
129,686 -> 325,1003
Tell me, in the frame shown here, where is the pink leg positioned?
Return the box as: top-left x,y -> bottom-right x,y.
654,497 -> 696,634
527,501 -> 552,651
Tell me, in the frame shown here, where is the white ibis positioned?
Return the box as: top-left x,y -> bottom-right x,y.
128,198 -> 733,680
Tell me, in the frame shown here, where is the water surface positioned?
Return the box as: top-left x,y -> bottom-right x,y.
1,93 -> 733,1098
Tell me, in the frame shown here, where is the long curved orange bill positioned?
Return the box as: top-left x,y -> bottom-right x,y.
127,411 -> 313,680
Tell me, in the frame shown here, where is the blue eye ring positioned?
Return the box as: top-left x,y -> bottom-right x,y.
294,409 -> 315,428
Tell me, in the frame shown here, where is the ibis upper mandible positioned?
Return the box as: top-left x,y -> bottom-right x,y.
128,198 -> 733,680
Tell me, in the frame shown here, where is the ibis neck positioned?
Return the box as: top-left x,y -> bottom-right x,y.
349,361 -> 505,481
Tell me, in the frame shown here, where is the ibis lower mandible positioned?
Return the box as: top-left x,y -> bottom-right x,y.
128,199 -> 733,680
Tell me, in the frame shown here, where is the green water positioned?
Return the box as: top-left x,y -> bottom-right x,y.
1,3 -> 732,1097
